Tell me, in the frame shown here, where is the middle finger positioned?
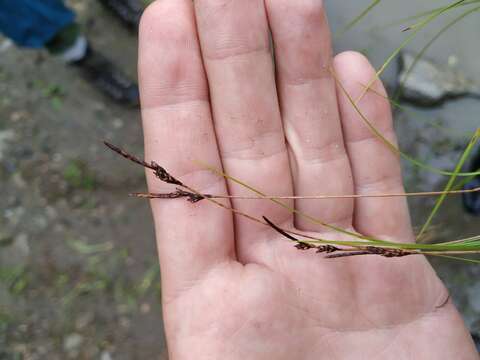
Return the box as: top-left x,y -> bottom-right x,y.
265,0 -> 354,231
195,0 -> 293,260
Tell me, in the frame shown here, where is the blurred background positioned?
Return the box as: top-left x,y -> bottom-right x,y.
0,0 -> 479,359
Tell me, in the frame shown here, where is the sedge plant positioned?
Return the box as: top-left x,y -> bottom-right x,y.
106,0 -> 480,264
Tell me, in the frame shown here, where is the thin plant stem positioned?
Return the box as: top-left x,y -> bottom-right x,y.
355,0 -> 467,103
369,0 -> 480,31
195,160 -> 389,244
332,68 -> 480,177
335,0 -> 381,39
394,5 -> 480,101
105,142 -> 480,263
132,186 -> 480,200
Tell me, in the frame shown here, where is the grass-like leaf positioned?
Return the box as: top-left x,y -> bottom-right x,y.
335,0 -> 381,38
105,142 -> 480,263
417,129 -> 480,240
195,160 -> 390,244
356,0 -> 468,102
369,0 -> 480,31
333,69 -> 480,177
394,5 -> 480,101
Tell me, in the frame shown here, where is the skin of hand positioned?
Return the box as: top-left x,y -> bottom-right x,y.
138,1 -> 478,359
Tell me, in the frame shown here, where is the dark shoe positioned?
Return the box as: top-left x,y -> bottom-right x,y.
72,46 -> 139,107
98,0 -> 143,30
463,148 -> 480,215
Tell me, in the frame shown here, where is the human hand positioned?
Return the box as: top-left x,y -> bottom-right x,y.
138,1 -> 477,359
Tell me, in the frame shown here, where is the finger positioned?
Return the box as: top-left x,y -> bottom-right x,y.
334,52 -> 413,242
139,0 -> 235,301
194,0 -> 293,257
265,0 -> 354,231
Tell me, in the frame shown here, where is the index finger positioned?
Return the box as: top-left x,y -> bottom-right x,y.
139,0 -> 235,302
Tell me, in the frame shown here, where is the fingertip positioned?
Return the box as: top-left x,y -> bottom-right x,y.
139,0 -> 169,43
334,50 -> 369,67
139,0 -> 195,51
333,51 -> 388,98
138,0 -> 207,109
333,51 -> 371,76
333,51 -> 393,142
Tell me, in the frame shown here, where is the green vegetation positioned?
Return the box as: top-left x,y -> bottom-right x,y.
34,80 -> 66,110
63,160 -> 96,191
0,266 -> 30,296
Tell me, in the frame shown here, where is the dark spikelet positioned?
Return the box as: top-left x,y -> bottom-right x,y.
263,216 -> 343,254
316,245 -> 339,254
325,246 -> 412,259
104,141 -> 184,186
295,242 -> 314,250
131,189 -> 192,200
365,246 -> 410,258
185,192 -> 206,203
150,161 -> 183,186
104,141 -> 153,169
263,216 -> 299,242
130,189 -> 209,203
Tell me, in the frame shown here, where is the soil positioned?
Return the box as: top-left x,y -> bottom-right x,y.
1,1 -> 166,359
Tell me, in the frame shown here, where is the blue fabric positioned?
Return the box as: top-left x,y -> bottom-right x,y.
0,0 -> 75,48
463,151 -> 480,215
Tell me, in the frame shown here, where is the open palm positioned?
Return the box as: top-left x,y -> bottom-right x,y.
138,1 -> 476,359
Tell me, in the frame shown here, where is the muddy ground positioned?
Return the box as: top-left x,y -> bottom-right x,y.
1,1 -> 165,359
1,1 -> 479,359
